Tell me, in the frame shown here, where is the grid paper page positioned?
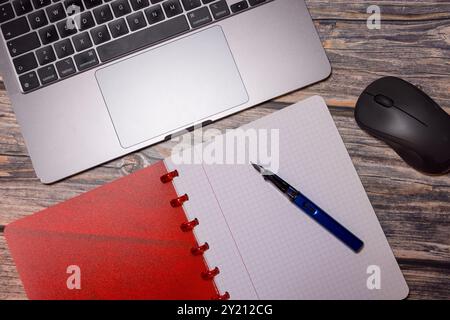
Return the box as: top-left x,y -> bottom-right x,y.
166,96 -> 409,299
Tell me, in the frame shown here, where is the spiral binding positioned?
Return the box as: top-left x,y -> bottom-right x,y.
160,169 -> 179,183
170,194 -> 189,208
215,292 -> 231,300
180,218 -> 199,232
191,243 -> 209,256
201,267 -> 220,280
161,169 -> 230,300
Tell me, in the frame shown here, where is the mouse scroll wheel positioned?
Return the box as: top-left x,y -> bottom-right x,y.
374,94 -> 394,108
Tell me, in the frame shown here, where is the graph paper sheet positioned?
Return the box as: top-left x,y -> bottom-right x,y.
165,96 -> 409,299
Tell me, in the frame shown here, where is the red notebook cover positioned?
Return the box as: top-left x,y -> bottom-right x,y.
4,161 -> 221,300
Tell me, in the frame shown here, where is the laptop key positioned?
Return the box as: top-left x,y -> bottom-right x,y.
55,57 -> 76,77
1,17 -> 30,40
230,1 -> 248,13
163,0 -> 182,18
13,0 -> 33,16
182,0 -> 201,11
57,18 -> 78,38
19,71 -> 40,92
130,0 -> 149,11
111,0 -> 131,18
91,24 -> 111,44
36,45 -> 56,65
37,64 -> 58,85
74,49 -> 99,71
97,15 -> 190,62
145,5 -> 165,25
210,0 -> 230,20
108,18 -> 129,38
64,0 -> 85,15
93,4 -> 113,24
76,11 -> 95,31
39,24 -> 59,45
13,52 -> 38,74
28,10 -> 49,29
32,0 -> 51,9
73,31 -> 93,51
187,6 -> 211,28
54,38 -> 75,58
0,3 -> 15,24
46,3 -> 66,23
248,0 -> 265,6
83,0 -> 102,9
7,32 -> 40,57
126,11 -> 147,31
202,0 -> 215,4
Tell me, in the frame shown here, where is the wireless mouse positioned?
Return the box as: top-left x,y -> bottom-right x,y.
355,76 -> 450,175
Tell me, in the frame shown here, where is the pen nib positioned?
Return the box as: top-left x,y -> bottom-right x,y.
251,163 -> 273,177
251,162 -> 264,174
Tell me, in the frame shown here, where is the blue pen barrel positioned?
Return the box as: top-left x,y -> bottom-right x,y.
293,194 -> 364,253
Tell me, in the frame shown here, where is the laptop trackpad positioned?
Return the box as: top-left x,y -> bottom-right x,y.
96,26 -> 249,148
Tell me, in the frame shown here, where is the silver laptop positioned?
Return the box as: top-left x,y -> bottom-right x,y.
0,0 -> 331,183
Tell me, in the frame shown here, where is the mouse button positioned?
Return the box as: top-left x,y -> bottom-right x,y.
374,94 -> 394,108
355,93 -> 376,118
382,109 -> 429,143
366,78 -> 427,114
355,95 -> 391,128
392,83 -> 445,125
394,94 -> 436,124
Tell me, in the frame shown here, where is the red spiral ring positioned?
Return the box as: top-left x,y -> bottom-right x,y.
180,218 -> 199,232
201,267 -> 220,280
213,292 -> 230,300
170,194 -> 189,207
191,243 -> 209,256
160,170 -> 179,183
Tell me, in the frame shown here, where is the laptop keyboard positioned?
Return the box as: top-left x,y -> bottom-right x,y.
0,0 -> 270,93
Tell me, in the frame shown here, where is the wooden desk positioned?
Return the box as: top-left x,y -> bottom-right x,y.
0,1 -> 449,299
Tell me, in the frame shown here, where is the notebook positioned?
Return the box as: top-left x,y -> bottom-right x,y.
5,96 -> 409,299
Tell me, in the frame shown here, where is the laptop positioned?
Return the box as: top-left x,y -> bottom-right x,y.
0,0 -> 331,183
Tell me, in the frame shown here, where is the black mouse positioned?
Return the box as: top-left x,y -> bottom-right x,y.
355,76 -> 450,175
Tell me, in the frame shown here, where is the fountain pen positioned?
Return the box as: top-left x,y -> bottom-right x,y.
251,163 -> 364,253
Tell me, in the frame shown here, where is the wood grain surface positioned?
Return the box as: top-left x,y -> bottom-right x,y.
0,0 -> 449,300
